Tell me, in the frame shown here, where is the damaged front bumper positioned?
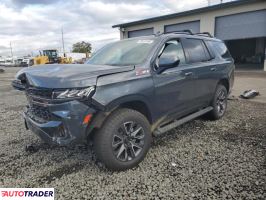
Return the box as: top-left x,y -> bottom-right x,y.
24,100 -> 96,146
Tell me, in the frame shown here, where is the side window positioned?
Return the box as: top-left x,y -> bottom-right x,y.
157,40 -> 186,68
216,42 -> 231,58
206,41 -> 231,59
205,41 -> 216,58
182,38 -> 211,63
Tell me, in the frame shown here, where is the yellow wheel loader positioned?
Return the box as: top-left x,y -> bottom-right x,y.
33,50 -> 72,65
58,56 -> 72,64
33,49 -> 59,65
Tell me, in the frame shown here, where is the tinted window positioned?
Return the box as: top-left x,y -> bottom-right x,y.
206,41 -> 231,58
158,40 -> 186,67
204,41 -> 216,58
182,39 -> 210,63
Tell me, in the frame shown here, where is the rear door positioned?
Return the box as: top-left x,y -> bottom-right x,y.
205,40 -> 235,93
181,38 -> 216,107
152,38 -> 198,121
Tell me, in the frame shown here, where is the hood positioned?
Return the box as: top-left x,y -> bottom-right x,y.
14,64 -> 134,89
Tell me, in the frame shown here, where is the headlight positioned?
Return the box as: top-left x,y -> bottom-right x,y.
53,86 -> 95,99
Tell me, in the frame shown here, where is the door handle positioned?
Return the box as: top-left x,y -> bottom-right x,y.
210,67 -> 217,71
185,72 -> 193,76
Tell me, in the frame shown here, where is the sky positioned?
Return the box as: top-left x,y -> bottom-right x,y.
0,0 -> 233,57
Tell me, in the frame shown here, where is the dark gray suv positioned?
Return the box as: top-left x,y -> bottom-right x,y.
13,31 -> 234,171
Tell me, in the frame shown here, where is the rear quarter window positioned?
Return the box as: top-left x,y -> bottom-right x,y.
182,38 -> 211,63
205,41 -> 231,59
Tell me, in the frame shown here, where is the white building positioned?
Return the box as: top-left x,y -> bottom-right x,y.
113,0 -> 266,71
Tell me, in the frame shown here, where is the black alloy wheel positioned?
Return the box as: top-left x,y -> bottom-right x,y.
93,108 -> 151,171
206,84 -> 228,120
216,89 -> 227,116
112,121 -> 145,162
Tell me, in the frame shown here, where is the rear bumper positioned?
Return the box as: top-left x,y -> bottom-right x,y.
24,100 -> 96,146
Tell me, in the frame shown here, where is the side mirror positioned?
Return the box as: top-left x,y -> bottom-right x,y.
157,56 -> 180,73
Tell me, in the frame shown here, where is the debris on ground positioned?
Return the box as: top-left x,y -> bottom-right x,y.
171,162 -> 177,167
227,95 -> 239,100
240,89 -> 260,99
0,68 -> 5,73
25,144 -> 39,153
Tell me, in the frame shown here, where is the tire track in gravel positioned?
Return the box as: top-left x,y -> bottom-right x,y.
37,163 -> 86,185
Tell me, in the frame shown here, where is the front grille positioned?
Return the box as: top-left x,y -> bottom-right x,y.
12,79 -> 26,90
25,87 -> 53,123
27,104 -> 52,123
26,88 -> 53,99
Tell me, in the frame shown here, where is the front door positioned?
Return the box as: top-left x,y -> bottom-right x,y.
152,39 -> 197,122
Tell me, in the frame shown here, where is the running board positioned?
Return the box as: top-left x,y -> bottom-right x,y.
153,106 -> 213,136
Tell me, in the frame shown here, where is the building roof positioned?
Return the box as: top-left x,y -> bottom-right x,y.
112,0 -> 262,28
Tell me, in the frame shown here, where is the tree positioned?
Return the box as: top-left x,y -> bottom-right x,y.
72,41 -> 92,54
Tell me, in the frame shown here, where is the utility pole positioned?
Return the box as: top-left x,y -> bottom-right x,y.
61,27 -> 65,57
10,41 -> 13,62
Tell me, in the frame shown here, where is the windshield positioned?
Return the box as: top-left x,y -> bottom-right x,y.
87,38 -> 157,66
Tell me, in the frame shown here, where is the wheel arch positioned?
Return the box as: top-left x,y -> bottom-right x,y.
217,78 -> 229,93
105,95 -> 153,123
119,100 -> 152,124
87,96 -> 153,142
88,95 -> 153,136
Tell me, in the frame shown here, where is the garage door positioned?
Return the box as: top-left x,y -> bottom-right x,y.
128,28 -> 154,38
215,10 -> 266,40
164,21 -> 200,34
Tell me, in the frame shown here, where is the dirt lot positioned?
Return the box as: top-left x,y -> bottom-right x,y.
232,71 -> 266,104
0,67 -> 265,199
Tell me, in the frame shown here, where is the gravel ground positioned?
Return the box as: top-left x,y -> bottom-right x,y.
0,67 -> 265,199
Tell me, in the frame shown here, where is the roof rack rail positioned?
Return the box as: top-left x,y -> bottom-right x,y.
194,32 -> 213,38
165,29 -> 193,35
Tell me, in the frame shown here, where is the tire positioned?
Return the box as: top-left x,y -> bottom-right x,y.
93,108 -> 152,171
206,84 -> 228,120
